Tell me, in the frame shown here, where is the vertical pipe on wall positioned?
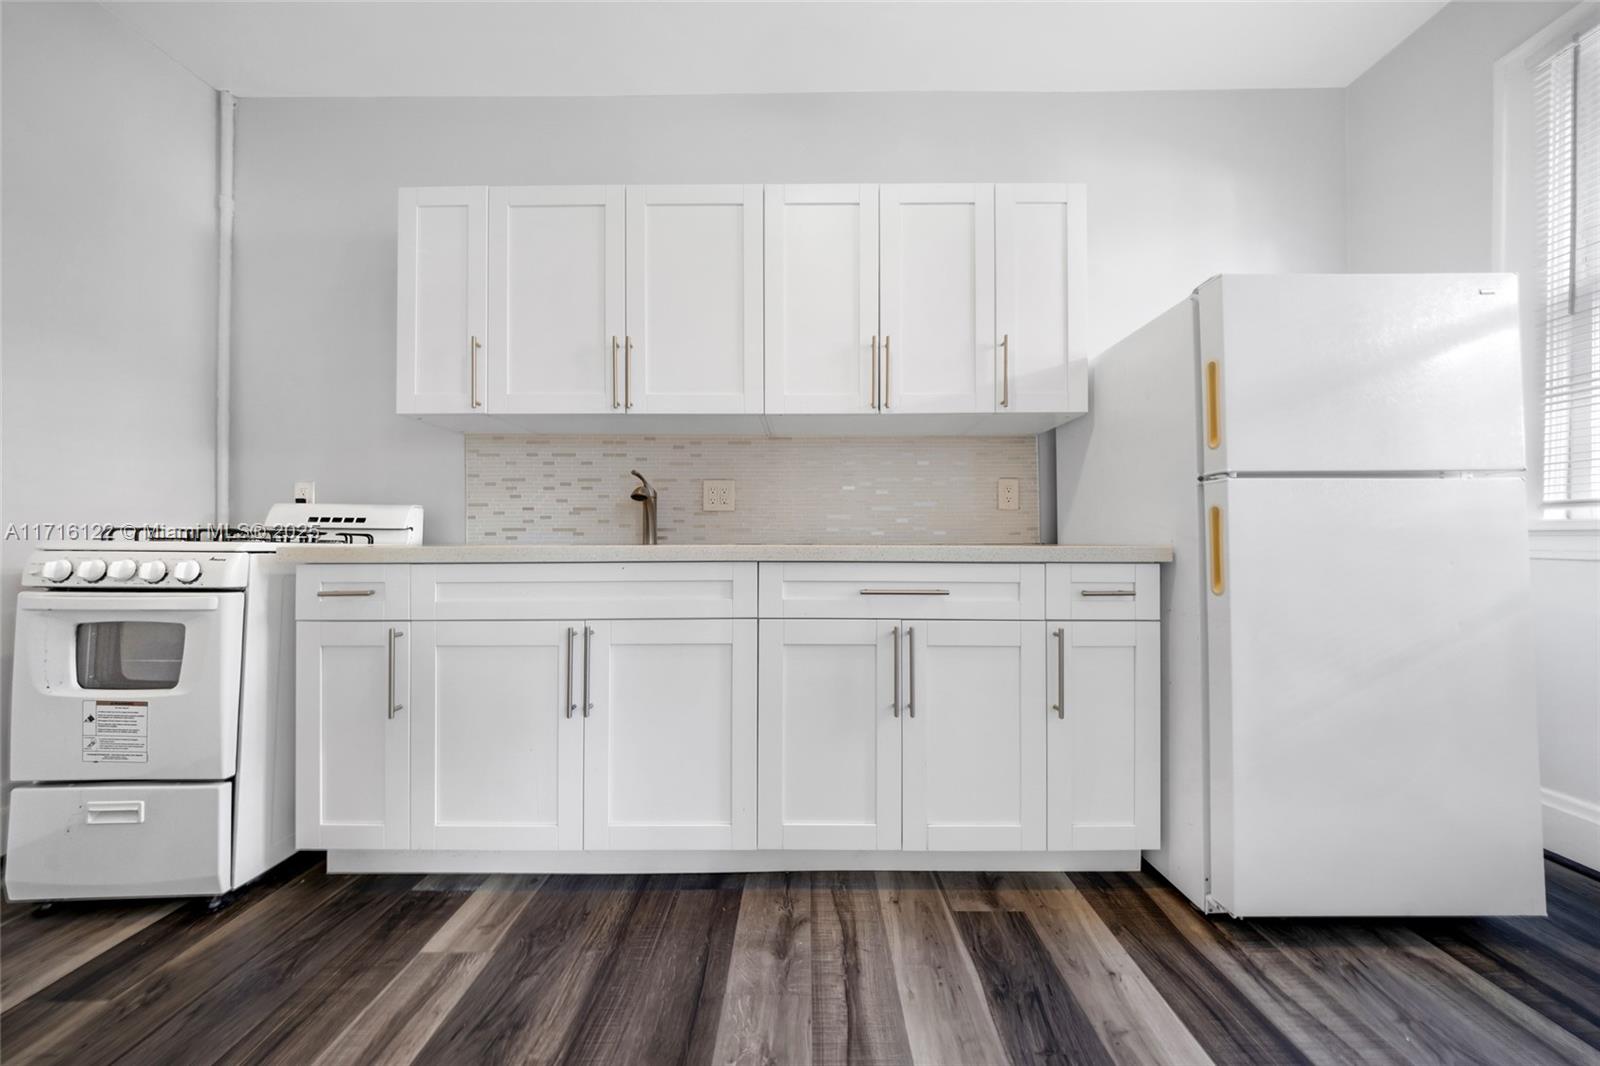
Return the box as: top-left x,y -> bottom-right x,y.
215,89 -> 235,526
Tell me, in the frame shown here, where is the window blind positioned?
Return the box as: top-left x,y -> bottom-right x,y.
1536,24 -> 1600,515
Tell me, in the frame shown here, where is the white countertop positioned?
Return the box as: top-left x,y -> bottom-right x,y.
279,543 -> 1173,564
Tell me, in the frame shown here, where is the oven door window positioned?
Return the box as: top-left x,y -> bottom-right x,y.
75,622 -> 187,690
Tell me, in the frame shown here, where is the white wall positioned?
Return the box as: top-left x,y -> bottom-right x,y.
231,90 -> 1347,540
0,4 -> 219,843
1345,0 -> 1600,869
1345,1 -> 1575,272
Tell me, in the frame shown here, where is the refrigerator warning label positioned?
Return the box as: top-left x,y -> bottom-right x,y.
82,701 -> 148,763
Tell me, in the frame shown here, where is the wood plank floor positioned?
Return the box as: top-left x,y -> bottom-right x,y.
3,856 -> 1597,1066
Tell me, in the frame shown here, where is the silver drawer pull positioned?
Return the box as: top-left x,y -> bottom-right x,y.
1079,589 -> 1136,598
859,588 -> 950,596
317,588 -> 377,598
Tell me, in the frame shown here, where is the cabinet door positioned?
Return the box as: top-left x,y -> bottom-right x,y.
397,187 -> 488,414
625,185 -> 763,413
585,619 -> 757,849
764,185 -> 879,414
295,622 -> 409,850
903,621 -> 1044,851
411,621 -> 583,850
758,619 -> 900,850
879,184 -> 994,414
1046,621 -> 1159,851
488,186 -> 625,414
995,184 -> 1085,414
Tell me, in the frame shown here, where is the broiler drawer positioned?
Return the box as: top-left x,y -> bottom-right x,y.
5,783 -> 232,901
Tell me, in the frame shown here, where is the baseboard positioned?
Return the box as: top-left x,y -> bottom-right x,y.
327,849 -> 1142,875
1543,788 -> 1600,870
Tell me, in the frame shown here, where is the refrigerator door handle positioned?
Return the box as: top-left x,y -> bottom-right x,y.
1205,360 -> 1222,450
1209,505 -> 1225,595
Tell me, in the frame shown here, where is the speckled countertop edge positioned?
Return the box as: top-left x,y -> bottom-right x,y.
278,543 -> 1173,564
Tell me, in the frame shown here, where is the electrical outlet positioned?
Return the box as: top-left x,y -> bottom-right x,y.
703,479 -> 736,512
998,478 -> 1020,511
294,481 -> 316,505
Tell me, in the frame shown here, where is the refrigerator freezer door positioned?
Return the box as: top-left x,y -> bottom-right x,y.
1203,475 -> 1544,916
1197,274 -> 1525,476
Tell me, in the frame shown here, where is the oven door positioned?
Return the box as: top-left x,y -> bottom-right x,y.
11,591 -> 245,781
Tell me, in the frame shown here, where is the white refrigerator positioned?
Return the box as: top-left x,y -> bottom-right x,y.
1058,274 -> 1546,917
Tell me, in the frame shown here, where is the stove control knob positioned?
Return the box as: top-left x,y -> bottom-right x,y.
137,560 -> 168,584
107,559 -> 137,582
40,559 -> 72,583
172,560 -> 202,584
76,559 -> 108,583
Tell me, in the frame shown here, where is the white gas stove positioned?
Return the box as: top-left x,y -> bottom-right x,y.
6,503 -> 421,902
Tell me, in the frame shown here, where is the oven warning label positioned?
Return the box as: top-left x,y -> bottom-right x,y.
81,701 -> 148,763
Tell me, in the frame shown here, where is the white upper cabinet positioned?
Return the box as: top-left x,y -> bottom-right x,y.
397,187 -> 487,415
764,185 -> 880,414
995,184 -> 1086,415
879,184 -> 995,414
625,185 -> 764,414
398,182 -> 1086,430
488,186 -> 625,415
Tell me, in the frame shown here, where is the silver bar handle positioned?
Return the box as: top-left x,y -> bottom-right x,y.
871,335 -> 880,411
1079,589 -> 1136,598
611,337 -> 621,410
565,626 -> 577,718
860,588 -> 950,597
582,625 -> 594,717
470,336 -> 482,409
891,624 -> 900,718
1053,627 -> 1065,719
1000,334 -> 1010,408
906,626 -> 915,717
317,588 -> 376,598
388,627 -> 404,718
624,337 -> 634,410
882,335 -> 891,409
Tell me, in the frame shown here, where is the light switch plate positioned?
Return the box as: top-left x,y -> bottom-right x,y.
703,479 -> 736,512
998,478 -> 1020,511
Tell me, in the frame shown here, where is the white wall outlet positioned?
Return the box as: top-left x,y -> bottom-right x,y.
294,481 -> 316,504
703,479 -> 736,512
998,478 -> 1020,511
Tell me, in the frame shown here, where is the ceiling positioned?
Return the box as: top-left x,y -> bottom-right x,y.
97,1 -> 1450,97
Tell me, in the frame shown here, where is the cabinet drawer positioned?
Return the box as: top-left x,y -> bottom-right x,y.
296,565 -> 411,620
759,563 -> 1044,620
1045,563 -> 1159,620
412,563 -> 757,620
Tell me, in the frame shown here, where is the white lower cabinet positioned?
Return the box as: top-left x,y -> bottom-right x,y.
411,621 -> 583,850
758,618 -> 1051,853
297,563 -> 1160,863
758,619 -> 901,850
1046,621 -> 1160,850
903,621 -> 1046,851
296,621 -> 410,850
584,619 -> 758,850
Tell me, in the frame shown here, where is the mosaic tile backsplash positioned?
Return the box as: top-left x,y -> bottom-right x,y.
466,435 -> 1040,544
